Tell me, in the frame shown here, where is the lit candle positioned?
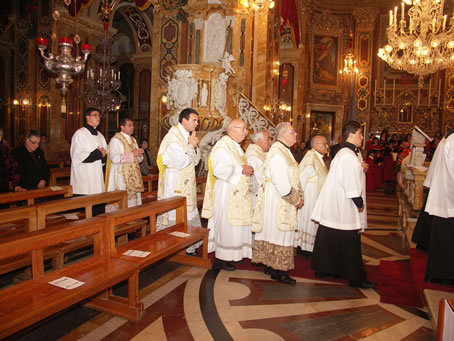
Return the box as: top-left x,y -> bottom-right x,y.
394,6 -> 398,24
443,15 -> 447,31
438,79 -> 442,107
390,10 -> 393,26
401,2 -> 404,21
393,79 -> 396,105
36,37 -> 48,48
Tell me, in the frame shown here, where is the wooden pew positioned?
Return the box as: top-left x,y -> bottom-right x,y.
48,167 -> 71,186
97,196 -> 210,301
141,173 -> 159,203
0,185 -> 73,208
35,191 -> 128,231
0,217 -> 142,339
0,205 -> 37,233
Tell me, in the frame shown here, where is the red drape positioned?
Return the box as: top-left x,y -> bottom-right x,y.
275,0 -> 300,47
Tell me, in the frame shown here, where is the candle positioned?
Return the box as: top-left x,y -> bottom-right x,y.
389,10 -> 393,26
393,79 -> 396,105
58,37 -> 73,45
81,44 -> 91,52
36,37 -> 48,47
438,79 -> 442,107
118,71 -> 121,80
384,79 -> 386,106
394,7 -> 398,24
401,2 -> 404,21
443,15 -> 447,31
429,78 -> 432,106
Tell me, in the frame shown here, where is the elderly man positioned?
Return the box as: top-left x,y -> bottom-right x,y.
202,118 -> 254,271
295,135 -> 329,258
311,121 -> 375,289
157,108 -> 202,254
107,117 -> 144,207
252,122 -> 304,284
70,108 -> 107,215
12,129 -> 50,191
423,126 -> 454,284
245,129 -> 272,207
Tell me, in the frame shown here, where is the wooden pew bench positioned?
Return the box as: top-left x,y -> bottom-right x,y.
35,191 -> 148,268
48,167 -> 71,186
97,196 -> 210,301
0,217 -> 142,339
0,185 -> 73,209
141,173 -> 159,203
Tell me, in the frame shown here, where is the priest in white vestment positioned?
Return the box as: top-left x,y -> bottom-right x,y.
252,123 -> 304,285
245,129 -> 272,208
423,127 -> 454,284
202,119 -> 254,271
157,108 -> 202,255
295,135 -> 329,257
107,117 -> 144,207
311,121 -> 376,289
70,108 -> 107,215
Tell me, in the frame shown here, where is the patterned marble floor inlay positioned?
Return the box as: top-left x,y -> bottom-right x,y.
239,305 -> 404,341
229,277 -> 366,306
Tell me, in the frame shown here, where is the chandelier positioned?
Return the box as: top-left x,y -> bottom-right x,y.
264,99 -> 292,122
81,0 -> 125,116
377,0 -> 454,87
339,31 -> 358,76
240,0 -> 275,11
81,34 -> 125,116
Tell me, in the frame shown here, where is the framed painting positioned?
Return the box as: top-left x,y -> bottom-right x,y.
310,30 -> 342,90
310,111 -> 334,142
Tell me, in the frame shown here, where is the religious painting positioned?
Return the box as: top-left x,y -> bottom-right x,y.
310,111 -> 334,141
310,31 -> 341,90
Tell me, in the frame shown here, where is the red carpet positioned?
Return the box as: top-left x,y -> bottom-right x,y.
378,249 -> 454,308
379,260 -> 423,307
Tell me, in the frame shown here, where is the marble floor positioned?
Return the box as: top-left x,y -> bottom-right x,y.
8,189 -> 437,341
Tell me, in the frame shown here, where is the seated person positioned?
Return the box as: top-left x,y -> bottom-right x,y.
12,129 -> 50,190
140,139 -> 157,174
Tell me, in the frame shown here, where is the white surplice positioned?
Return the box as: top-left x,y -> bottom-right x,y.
295,150 -> 325,251
254,148 -> 296,249
107,132 -> 143,207
311,147 -> 367,231
424,133 -> 454,218
159,124 -> 202,253
70,127 -> 107,195
207,145 -> 253,261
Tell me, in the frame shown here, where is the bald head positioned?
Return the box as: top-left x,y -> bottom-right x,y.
227,119 -> 248,143
311,135 -> 329,155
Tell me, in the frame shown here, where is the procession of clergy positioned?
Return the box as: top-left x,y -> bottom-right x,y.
151,108 -> 375,288
72,106 -> 453,289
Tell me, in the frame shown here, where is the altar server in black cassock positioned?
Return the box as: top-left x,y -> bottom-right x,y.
311,121 -> 376,289
423,127 -> 454,284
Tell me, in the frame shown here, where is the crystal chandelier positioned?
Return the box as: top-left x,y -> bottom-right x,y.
81,0 -> 125,116
240,0 -> 275,11
339,32 -> 359,76
81,34 -> 125,116
377,0 -> 454,87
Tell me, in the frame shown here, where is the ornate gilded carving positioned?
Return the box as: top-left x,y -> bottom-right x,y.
352,8 -> 379,29
119,6 -> 152,52
312,9 -> 343,32
356,74 -> 369,112
306,88 -> 342,105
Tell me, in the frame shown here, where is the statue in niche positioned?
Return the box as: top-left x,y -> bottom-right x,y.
215,72 -> 229,117
200,82 -> 208,107
219,52 -> 235,75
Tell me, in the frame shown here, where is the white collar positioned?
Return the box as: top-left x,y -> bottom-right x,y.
314,149 -> 325,162
120,131 -> 131,141
178,123 -> 190,140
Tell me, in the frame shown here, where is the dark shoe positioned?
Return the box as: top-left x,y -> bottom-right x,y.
186,251 -> 198,256
271,274 -> 296,285
213,258 -> 236,271
348,280 -> 376,289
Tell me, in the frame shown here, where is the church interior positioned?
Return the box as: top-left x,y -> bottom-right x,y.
1,0 -> 454,340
